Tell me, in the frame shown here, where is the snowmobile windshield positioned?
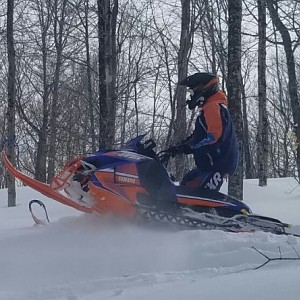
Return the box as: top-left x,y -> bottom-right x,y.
122,134 -> 147,152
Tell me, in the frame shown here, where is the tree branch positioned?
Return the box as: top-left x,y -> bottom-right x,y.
252,244 -> 300,270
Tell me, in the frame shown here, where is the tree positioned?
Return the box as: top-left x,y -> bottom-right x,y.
6,0 -> 16,206
266,0 -> 300,182
241,64 -> 255,179
227,0 -> 243,199
268,32 -> 295,178
173,0 -> 192,180
97,0 -> 118,148
257,0 -> 268,186
82,0 -> 97,153
30,0 -> 52,182
47,0 -> 68,181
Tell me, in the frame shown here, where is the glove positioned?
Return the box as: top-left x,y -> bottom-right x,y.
190,133 -> 215,150
167,143 -> 192,157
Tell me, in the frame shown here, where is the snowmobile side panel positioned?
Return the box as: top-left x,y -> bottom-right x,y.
2,152 -> 93,213
88,170 -> 137,217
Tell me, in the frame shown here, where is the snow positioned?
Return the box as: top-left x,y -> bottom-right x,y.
1,178 -> 300,300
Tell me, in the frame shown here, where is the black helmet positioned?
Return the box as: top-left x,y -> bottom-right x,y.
179,72 -> 220,110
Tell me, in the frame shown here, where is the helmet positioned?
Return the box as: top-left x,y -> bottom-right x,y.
179,72 -> 220,110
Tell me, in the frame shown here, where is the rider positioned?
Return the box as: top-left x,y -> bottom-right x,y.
171,72 -> 239,192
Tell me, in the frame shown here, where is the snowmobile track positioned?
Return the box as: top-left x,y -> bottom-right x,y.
135,205 -> 300,237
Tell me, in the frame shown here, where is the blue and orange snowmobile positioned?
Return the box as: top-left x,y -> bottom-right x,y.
1,135 -> 295,235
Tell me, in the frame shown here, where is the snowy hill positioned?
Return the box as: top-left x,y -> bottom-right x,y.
1,178 -> 300,300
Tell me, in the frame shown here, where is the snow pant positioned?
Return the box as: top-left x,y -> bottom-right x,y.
180,168 -> 225,192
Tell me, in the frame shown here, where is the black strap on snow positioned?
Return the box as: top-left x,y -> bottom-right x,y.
29,199 -> 50,225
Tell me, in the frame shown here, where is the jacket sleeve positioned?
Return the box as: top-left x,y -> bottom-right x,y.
202,102 -> 223,144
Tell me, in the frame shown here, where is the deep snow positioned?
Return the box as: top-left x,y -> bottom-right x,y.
0,177 -> 300,300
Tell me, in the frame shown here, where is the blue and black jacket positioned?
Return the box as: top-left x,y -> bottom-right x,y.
188,91 -> 239,175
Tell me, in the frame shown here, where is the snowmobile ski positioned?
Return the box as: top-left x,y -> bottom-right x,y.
2,152 -> 94,214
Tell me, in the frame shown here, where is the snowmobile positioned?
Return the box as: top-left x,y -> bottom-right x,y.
1,135 -> 296,235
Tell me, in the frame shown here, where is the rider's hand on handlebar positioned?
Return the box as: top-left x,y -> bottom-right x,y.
167,143 -> 191,157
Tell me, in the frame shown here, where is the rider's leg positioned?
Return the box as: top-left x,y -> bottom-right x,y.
180,168 -> 209,187
181,169 -> 225,192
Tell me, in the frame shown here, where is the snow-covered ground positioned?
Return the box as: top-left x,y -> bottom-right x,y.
1,177 -> 300,300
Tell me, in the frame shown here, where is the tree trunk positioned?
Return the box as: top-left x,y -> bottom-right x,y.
266,0 -> 300,182
35,0 -> 51,182
97,0 -> 118,148
227,0 -> 243,199
6,0 -> 16,207
242,81 -> 254,179
173,0 -> 192,180
84,0 -> 96,153
47,0 -> 67,182
257,0 -> 268,186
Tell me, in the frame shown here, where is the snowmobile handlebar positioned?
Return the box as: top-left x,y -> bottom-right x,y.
134,137 -> 184,167
156,146 -> 182,167
157,150 -> 171,166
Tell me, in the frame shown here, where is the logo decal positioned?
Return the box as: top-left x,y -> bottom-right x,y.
206,172 -> 222,190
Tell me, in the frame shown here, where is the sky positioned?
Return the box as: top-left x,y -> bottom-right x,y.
0,177 -> 300,300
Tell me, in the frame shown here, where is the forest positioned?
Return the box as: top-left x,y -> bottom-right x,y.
0,0 -> 300,205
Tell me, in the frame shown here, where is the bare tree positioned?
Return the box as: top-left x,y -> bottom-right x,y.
6,0 -> 16,206
173,0 -> 193,179
32,0 -> 52,182
97,0 -> 118,148
266,0 -> 300,181
257,0 -> 268,186
241,65 -> 255,179
227,0 -> 243,199
268,33 -> 295,177
74,0 -> 97,153
46,0 -> 68,181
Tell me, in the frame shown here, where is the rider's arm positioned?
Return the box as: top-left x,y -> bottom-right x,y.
189,102 -> 222,150
202,102 -> 223,143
